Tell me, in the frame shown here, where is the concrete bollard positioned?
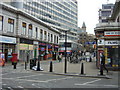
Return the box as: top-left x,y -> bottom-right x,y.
49,61 -> 53,72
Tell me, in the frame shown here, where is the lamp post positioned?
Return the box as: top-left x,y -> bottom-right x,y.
64,30 -> 67,73
94,38 -> 98,67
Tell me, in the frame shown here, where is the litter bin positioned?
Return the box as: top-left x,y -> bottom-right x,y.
30,58 -> 37,69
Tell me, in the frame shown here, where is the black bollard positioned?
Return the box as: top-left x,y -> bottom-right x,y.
25,61 -> 27,70
49,61 -> 53,72
81,62 -> 84,75
89,57 -> 92,62
37,56 -> 41,71
100,64 -> 103,75
13,63 -> 16,69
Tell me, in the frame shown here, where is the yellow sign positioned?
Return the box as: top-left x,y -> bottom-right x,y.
19,44 -> 28,50
19,44 -> 33,50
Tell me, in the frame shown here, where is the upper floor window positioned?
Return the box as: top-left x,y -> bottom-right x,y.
40,29 -> 43,40
28,24 -> 32,37
57,36 -> 59,44
0,15 -> 3,31
44,31 -> 47,40
48,33 -> 50,41
8,18 -> 14,32
51,34 -> 53,42
54,35 -> 56,43
22,22 -> 26,35
35,27 -> 38,38
117,17 -> 119,22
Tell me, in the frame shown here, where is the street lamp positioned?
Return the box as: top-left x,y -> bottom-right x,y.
64,30 -> 70,73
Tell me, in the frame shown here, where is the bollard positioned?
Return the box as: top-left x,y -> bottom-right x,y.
13,63 -> 16,69
100,64 -> 103,75
81,62 -> 84,75
37,56 -> 41,71
25,61 -> 27,70
89,57 -> 92,62
49,61 -> 53,72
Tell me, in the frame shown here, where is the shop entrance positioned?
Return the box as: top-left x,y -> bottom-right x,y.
0,44 -> 15,62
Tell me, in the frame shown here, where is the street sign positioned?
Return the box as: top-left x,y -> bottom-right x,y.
85,42 -> 96,44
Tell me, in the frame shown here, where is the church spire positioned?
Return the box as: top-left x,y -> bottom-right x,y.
82,22 -> 86,28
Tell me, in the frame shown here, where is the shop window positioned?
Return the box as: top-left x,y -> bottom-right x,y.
8,18 -> 14,32
22,22 -> 26,35
28,24 -> 32,37
0,15 -> 3,31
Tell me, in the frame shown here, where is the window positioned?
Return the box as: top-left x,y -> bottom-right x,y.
28,24 -> 32,37
0,15 -> 3,31
44,31 -> 47,40
117,17 -> 119,22
8,18 -> 14,32
57,36 -> 58,44
51,34 -> 53,42
48,33 -> 50,41
40,29 -> 43,40
22,22 -> 26,35
54,35 -> 56,43
35,27 -> 38,38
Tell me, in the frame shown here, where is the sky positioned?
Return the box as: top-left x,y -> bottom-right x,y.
77,0 -> 116,34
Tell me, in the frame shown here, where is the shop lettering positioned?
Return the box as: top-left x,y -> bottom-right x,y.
105,31 -> 120,36
108,42 -> 118,44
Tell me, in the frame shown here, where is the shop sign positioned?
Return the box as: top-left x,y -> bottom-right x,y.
104,31 -> 120,36
39,43 -> 46,46
19,44 -> 33,50
0,36 -> 16,44
29,45 -> 34,50
19,44 -> 28,50
105,40 -> 120,45
55,45 -> 59,48
97,39 -> 104,46
33,41 -> 38,45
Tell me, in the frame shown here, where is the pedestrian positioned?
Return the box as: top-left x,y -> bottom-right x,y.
11,53 -> 18,69
58,54 -> 62,62
101,53 -> 108,73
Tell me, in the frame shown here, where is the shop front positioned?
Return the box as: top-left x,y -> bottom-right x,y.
97,40 -> 120,69
19,38 -> 34,61
0,35 -> 16,62
38,42 -> 47,60
104,40 -> 120,68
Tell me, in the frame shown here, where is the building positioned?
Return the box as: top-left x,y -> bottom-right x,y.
99,3 -> 114,23
3,0 -> 78,55
4,0 -> 78,41
0,3 -> 60,62
94,0 -> 120,70
78,22 -> 95,52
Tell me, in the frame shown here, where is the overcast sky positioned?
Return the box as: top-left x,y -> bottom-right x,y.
77,0 -> 116,34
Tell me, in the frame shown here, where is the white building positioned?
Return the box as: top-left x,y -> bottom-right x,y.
0,3 -> 60,61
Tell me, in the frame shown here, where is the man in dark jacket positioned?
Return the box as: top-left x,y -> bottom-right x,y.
101,53 -> 108,73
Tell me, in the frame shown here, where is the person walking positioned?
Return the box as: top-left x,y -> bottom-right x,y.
58,53 -> 62,62
101,53 -> 108,73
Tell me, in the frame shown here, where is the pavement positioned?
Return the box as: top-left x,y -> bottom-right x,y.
2,56 -> 112,79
